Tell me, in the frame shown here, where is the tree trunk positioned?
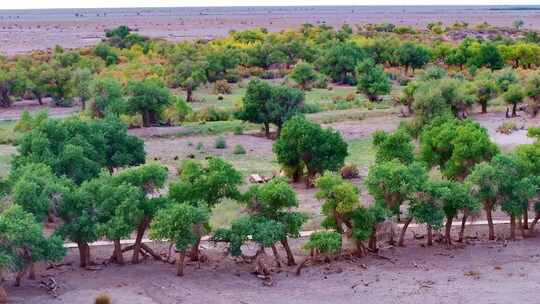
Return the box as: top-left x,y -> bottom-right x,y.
398,218 -> 412,247
518,217 -> 526,239
510,215 -> 516,241
113,239 -> 124,265
14,265 -> 28,287
77,241 -> 90,268
0,285 -> 7,304
176,251 -> 186,276
458,214 -> 468,242
189,237 -> 201,262
292,167 -> 302,183
486,204 -> 495,240
512,103 -> 517,117
271,245 -> 282,267
427,225 -> 433,246
280,238 -> 296,266
529,213 -> 540,235
481,101 -> 487,114
444,216 -> 453,245
264,123 -> 270,138
295,257 -> 311,276
81,99 -> 86,111
276,124 -> 282,138
142,110 -> 149,127
355,240 -> 365,257
132,216 -> 150,264
186,87 -> 193,102
36,94 -> 43,106
368,228 -> 378,252
28,263 -> 36,280
523,208 -> 529,230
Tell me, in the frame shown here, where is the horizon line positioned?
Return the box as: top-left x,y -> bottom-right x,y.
1,4 -> 540,11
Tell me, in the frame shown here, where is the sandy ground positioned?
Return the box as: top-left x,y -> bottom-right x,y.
0,99 -> 79,121
1,6 -> 540,55
5,226 -> 540,304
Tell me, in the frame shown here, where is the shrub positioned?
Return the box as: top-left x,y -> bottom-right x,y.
497,121 -> 518,134
303,231 -> 342,255
214,80 -> 232,94
95,293 -> 112,304
119,114 -> 143,128
260,70 -> 276,79
215,136 -> 227,149
233,124 -> 244,135
313,74 -> 329,89
233,144 -> 246,154
340,164 -> 360,179
196,142 -> 204,151
189,107 -> 231,122
225,70 -> 241,83
236,65 -> 252,78
249,67 -> 264,77
345,92 -> 357,102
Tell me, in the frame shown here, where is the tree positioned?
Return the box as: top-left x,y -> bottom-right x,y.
236,79 -> 274,137
127,79 -> 173,127
17,60 -> 51,105
69,68 -> 93,110
513,19 -> 525,30
241,178 -> 307,265
236,80 -> 304,138
408,184 -> 446,246
273,116 -> 348,187
524,73 -> 540,117
296,231 -> 342,275
365,160 -> 428,246
93,43 -> 119,65
0,205 -> 65,292
470,43 -> 504,70
372,129 -> 414,164
10,163 -> 71,222
503,84 -> 524,117
167,42 -> 207,102
466,162 -> 502,240
112,163 -> 169,264
13,116 -> 145,184
472,75 -> 497,114
82,174 -> 145,265
150,203 -> 208,276
169,158 -> 243,261
419,118 -> 499,181
204,46 -> 241,82
318,42 -> 365,84
428,180 -> 479,244
0,63 -> 23,107
104,25 -> 148,49
397,42 -> 430,74
315,172 -> 380,255
290,62 -> 317,90
90,77 -> 126,118
355,59 -> 391,102
268,85 -> 304,136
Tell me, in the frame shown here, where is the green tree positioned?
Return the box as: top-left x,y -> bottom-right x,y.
397,42 -> 431,74
236,80 -> 304,138
0,205 -> 65,290
503,84 -> 524,117
419,118 -> 499,181
318,42 -> 365,84
127,79 -> 173,127
472,74 -> 497,114
90,77 -> 126,118
150,203 -> 208,276
69,68 -> 93,110
365,160 -> 428,246
167,42 -> 207,102
273,116 -> 348,187
524,72 -> 540,117
290,62 -> 317,90
355,59 -> 391,102
372,129 -> 414,164
241,178 -> 307,265
10,163 -> 71,222
13,116 -> 145,184
169,158 -> 243,261
469,43 -> 504,70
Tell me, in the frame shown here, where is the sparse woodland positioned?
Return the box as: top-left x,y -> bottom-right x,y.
0,21 -> 540,302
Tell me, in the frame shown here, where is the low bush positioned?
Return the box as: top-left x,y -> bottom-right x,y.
215,136 -> 227,149
341,164 -> 360,179
233,144 -> 246,154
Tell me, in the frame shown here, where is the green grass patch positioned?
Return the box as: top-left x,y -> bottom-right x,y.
345,138 -> 376,172
174,120 -> 259,138
0,121 -> 18,145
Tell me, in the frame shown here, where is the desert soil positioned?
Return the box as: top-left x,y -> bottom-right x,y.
1,6 -> 540,55
5,226 -> 540,304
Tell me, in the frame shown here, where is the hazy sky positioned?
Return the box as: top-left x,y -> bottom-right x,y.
0,0 -> 539,10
